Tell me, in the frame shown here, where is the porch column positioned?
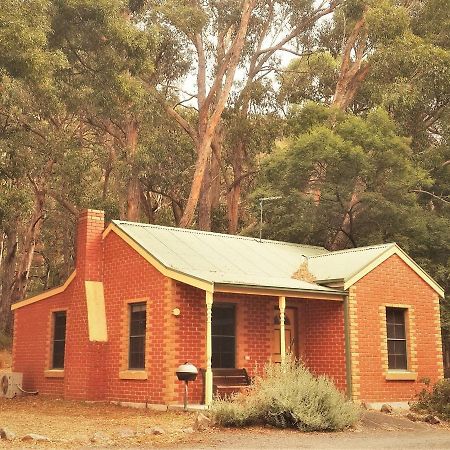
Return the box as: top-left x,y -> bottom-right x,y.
279,296 -> 286,364
205,290 -> 214,405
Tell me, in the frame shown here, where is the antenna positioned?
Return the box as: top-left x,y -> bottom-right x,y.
259,196 -> 282,242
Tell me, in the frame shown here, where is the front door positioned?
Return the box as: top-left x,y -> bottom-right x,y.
272,307 -> 297,363
212,304 -> 236,368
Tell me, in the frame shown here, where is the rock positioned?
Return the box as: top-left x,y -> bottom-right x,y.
183,427 -> 195,434
144,426 -> 165,435
424,414 -> 441,425
0,427 -> 16,440
406,412 -> 420,422
22,434 -> 50,442
116,427 -> 136,438
380,404 -> 393,414
194,413 -> 212,431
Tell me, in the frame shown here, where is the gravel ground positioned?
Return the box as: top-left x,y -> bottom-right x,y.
0,395 -> 449,449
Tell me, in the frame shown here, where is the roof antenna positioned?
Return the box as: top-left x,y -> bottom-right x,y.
259,197 -> 282,242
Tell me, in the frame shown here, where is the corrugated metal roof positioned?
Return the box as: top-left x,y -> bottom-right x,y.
307,243 -> 395,282
113,221 -> 336,293
112,221 -> 399,294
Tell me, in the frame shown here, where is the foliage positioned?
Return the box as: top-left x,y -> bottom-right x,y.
0,332 -> 12,351
211,358 -> 360,431
411,379 -> 450,420
0,0 -> 448,347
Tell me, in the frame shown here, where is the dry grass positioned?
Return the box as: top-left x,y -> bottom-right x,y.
0,396 -> 205,448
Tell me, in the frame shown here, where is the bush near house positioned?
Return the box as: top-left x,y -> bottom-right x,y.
411,379 -> 450,420
210,358 -> 360,431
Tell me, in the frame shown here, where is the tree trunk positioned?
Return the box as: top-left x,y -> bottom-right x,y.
125,120 -> 140,222
329,179 -> 366,250
178,0 -> 257,228
0,225 -> 18,334
10,190 -> 46,307
227,140 -> 245,234
198,155 -> 212,231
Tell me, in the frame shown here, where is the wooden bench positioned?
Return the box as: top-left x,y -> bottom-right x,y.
213,368 -> 251,398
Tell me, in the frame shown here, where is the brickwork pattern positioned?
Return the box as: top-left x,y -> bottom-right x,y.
354,254 -> 444,402
303,300 -> 347,392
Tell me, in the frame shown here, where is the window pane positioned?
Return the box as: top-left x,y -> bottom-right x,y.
54,313 -> 66,340
386,307 -> 408,370
52,312 -> 66,369
129,303 -> 146,369
397,354 -> 407,370
52,340 -> 65,369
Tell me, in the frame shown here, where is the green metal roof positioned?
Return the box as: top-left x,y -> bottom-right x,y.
113,221 -> 336,293
112,221 -> 416,295
307,243 -> 396,282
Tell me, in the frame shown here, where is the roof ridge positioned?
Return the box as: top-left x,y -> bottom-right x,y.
308,243 -> 396,259
112,220 -> 327,250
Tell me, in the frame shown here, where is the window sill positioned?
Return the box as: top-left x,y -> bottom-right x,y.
44,369 -> 64,378
385,371 -> 418,381
119,370 -> 148,380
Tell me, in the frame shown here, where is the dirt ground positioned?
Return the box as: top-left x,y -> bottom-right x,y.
0,396 -> 449,449
0,396 -> 200,448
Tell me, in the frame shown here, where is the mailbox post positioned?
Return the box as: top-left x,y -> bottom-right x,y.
176,362 -> 198,410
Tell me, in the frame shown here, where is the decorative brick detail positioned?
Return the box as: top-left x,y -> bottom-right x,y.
347,286 -> 360,400
378,304 -> 418,375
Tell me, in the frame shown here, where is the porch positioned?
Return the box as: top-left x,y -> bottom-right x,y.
202,288 -> 348,405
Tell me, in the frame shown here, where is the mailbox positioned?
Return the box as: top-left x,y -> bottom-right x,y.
176,362 -> 198,410
176,362 -> 198,382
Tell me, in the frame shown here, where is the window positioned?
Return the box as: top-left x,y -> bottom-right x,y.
212,304 -> 236,368
386,307 -> 407,370
129,302 -> 146,369
52,312 -> 67,369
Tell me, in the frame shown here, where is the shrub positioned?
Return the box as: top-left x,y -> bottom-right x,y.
411,379 -> 450,420
211,358 -> 360,431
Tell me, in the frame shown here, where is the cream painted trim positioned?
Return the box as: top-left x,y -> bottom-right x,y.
11,271 -> 77,311
385,371 -> 418,381
205,291 -> 213,406
119,370 -> 148,380
344,245 -> 445,297
278,296 -> 286,364
85,281 -> 108,342
214,284 -> 344,301
103,223 -> 213,292
44,370 -> 64,378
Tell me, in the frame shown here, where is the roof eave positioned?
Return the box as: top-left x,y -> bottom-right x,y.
213,282 -> 345,300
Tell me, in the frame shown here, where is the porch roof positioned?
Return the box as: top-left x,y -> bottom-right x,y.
112,221 -> 340,295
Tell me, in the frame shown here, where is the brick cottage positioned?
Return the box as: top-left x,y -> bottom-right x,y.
11,209 -> 445,407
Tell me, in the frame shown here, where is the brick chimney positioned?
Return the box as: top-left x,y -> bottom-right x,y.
76,209 -> 104,281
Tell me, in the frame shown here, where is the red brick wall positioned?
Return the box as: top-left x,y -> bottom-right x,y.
13,290 -> 71,396
102,231 -> 168,404
354,254 -> 443,402
170,283 -> 207,404
303,300 -> 347,391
